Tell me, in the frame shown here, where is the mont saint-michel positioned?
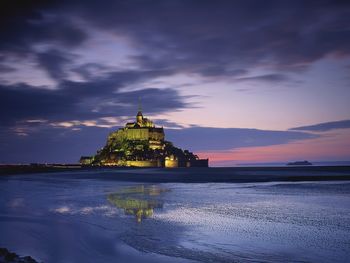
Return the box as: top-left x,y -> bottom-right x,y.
79,109 -> 208,168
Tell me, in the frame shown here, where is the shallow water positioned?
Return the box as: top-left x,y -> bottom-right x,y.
0,172 -> 349,262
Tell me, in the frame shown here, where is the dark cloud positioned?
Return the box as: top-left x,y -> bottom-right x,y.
290,120 -> 350,132
0,125 -> 110,163
0,69 -> 190,126
0,0 -> 87,56
72,63 -> 111,80
1,0 -> 350,79
0,63 -> 16,73
64,0 -> 350,76
235,74 -> 289,83
36,49 -> 74,80
2,0 -> 349,78
166,127 -> 317,151
0,82 -> 75,126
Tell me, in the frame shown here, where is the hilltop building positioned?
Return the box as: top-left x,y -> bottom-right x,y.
80,110 -> 208,168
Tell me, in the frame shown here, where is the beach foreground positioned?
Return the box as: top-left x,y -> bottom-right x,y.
0,169 -> 350,262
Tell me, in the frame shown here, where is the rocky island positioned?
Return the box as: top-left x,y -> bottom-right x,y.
287,160 -> 313,166
80,109 -> 208,168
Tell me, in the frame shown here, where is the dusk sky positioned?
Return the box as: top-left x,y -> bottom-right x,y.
1,0 -> 350,165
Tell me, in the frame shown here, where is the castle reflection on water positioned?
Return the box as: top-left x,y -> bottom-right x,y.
108,185 -> 169,223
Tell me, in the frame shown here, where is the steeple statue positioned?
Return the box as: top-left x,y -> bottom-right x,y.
138,96 -> 142,112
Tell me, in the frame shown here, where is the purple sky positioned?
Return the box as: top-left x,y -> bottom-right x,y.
0,0 -> 350,165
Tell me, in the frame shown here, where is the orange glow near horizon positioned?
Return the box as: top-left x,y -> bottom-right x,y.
198,129 -> 350,166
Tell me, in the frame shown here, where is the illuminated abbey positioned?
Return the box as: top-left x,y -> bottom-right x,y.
80,109 -> 208,168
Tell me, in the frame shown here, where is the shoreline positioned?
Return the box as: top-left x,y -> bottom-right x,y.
1,165 -> 350,183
